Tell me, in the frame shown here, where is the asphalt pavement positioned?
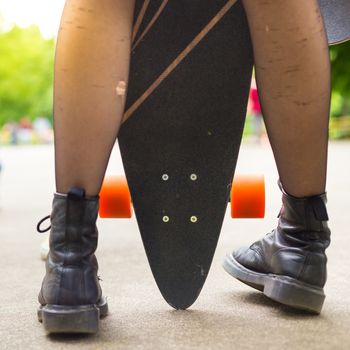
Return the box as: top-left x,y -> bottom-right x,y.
0,140 -> 349,350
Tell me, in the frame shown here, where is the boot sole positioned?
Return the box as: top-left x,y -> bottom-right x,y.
223,254 -> 325,314
38,297 -> 108,334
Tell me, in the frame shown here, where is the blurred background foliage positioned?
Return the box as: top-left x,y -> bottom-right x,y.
0,25 -> 54,126
330,42 -> 350,117
0,23 -> 349,135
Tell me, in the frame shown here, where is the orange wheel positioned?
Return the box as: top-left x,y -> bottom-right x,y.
99,176 -> 132,218
231,175 -> 265,218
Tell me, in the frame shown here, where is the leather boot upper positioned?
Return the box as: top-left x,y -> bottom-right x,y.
39,188 -> 103,306
234,184 -> 331,288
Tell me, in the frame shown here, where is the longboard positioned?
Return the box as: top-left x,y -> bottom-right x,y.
320,0 -> 350,45
118,0 -> 253,309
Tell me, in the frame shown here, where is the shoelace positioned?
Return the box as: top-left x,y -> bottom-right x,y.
37,215 -> 51,233
36,215 -> 105,281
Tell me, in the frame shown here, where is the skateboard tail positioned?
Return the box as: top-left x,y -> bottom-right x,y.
164,288 -> 202,310
140,233 -> 221,310
157,277 -> 206,310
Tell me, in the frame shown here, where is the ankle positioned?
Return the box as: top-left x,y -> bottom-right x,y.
279,180 -> 326,199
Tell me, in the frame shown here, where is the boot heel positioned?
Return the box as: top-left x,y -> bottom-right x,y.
38,305 -> 100,334
264,277 -> 325,314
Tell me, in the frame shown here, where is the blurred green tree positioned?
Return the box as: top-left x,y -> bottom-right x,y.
0,25 -> 54,126
330,41 -> 350,117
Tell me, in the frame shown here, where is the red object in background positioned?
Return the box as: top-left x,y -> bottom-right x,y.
250,87 -> 261,115
19,117 -> 32,129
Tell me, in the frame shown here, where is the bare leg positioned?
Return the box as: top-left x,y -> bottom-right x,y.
223,0 -> 331,314
54,0 -> 135,196
242,0 -> 330,197
38,1 -> 136,334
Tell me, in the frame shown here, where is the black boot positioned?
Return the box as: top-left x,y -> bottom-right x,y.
223,182 -> 330,313
37,187 -> 108,333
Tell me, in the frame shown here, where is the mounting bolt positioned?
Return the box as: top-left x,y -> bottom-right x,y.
190,174 -> 198,181
190,216 -> 198,223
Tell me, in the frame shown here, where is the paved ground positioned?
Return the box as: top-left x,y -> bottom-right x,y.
0,140 -> 349,350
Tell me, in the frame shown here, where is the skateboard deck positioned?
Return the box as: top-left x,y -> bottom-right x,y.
320,0 -> 350,45
118,0 -> 253,309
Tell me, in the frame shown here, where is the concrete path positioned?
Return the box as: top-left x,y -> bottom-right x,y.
0,141 -> 349,349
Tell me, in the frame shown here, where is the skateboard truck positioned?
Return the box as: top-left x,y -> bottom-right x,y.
99,174 -> 265,219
